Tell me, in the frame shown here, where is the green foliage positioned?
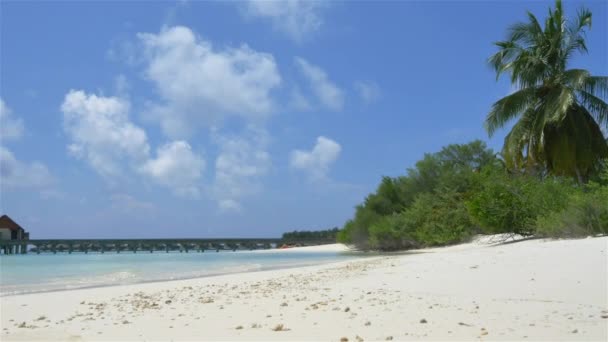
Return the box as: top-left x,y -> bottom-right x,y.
536,165 -> 608,237
282,228 -> 340,242
487,0 -> 608,181
340,140 -> 608,251
404,191 -> 474,246
340,140 -> 498,250
466,168 -> 574,236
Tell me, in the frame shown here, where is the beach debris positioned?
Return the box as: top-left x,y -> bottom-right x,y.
385,336 -> 393,340
571,329 -> 578,334
481,328 -> 488,335
458,322 -> 472,327
469,265 -> 479,269
601,314 -> 608,319
235,325 -> 243,330
165,300 -> 172,304
17,322 -> 26,328
122,320 -> 130,324
272,324 -> 288,331
35,316 -> 46,321
420,318 -> 428,324
355,335 -> 364,342
251,323 -> 261,328
364,321 -> 371,326
340,338 -> 348,342
280,302 -> 288,307
344,307 -> 351,312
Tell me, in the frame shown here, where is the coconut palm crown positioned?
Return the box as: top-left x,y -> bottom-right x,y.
486,0 -> 608,182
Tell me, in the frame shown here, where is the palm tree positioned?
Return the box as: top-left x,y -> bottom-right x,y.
486,0 -> 608,183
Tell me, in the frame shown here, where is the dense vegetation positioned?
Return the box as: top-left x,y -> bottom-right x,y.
338,1 -> 607,251
282,228 -> 340,242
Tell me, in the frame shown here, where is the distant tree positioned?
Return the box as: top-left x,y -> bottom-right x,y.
281,227 -> 340,242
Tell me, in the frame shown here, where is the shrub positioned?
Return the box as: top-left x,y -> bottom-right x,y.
466,169 -> 573,236
406,191 -> 474,246
368,214 -> 418,251
536,184 -> 608,237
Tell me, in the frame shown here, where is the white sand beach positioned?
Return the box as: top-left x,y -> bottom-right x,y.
1,236 -> 607,341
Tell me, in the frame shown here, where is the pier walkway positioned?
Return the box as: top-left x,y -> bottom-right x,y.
0,238 -> 333,255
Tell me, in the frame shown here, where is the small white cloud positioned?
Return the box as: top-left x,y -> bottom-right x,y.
114,74 -> 130,97
290,136 -> 341,180
61,90 -> 150,179
0,98 -> 24,141
354,81 -> 381,104
0,146 -> 54,189
288,86 -> 313,111
243,0 -> 328,42
213,128 -> 271,212
137,26 -> 281,138
110,193 -> 155,212
295,57 -> 344,111
140,141 -> 205,197
218,199 -> 242,213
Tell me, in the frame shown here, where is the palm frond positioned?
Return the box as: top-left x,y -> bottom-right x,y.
563,69 -> 590,89
543,86 -> 574,122
485,87 -> 537,136
502,108 -> 544,171
507,11 -> 543,46
578,90 -> 608,127
584,76 -> 608,99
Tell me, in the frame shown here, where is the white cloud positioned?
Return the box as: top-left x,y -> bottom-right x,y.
140,141 -> 205,197
294,57 -> 344,111
110,193 -> 155,212
0,146 -> 54,189
0,100 -> 53,190
138,26 -> 281,138
218,199 -> 242,213
354,81 -> 381,104
288,86 -> 313,111
290,136 -> 341,180
0,98 -> 24,141
213,128 -> 271,212
62,90 -> 151,179
244,0 -> 328,42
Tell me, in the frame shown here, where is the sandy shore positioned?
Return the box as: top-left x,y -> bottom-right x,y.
1,237 -> 607,341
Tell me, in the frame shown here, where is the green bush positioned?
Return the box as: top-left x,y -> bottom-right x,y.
406,191 -> 474,246
367,214 -> 418,250
536,184 -> 608,237
340,140 -> 497,250
466,169 -> 573,236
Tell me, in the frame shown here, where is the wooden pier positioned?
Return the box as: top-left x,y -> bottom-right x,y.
0,238 -> 334,255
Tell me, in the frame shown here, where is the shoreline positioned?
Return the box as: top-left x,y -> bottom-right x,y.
0,244 -> 360,298
2,236 -> 607,341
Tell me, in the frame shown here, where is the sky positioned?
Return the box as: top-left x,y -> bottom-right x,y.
1,0 -> 606,239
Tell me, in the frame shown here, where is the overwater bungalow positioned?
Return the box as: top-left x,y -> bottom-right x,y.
0,215 -> 29,241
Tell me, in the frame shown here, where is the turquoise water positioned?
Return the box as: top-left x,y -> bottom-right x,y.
0,250 -> 359,296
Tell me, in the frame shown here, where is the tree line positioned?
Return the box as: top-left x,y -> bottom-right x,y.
337,0 -> 608,251
282,228 -> 340,242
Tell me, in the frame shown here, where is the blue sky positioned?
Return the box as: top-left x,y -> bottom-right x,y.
1,0 -> 606,239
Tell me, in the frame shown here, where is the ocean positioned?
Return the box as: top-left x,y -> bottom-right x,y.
0,249 -> 360,296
